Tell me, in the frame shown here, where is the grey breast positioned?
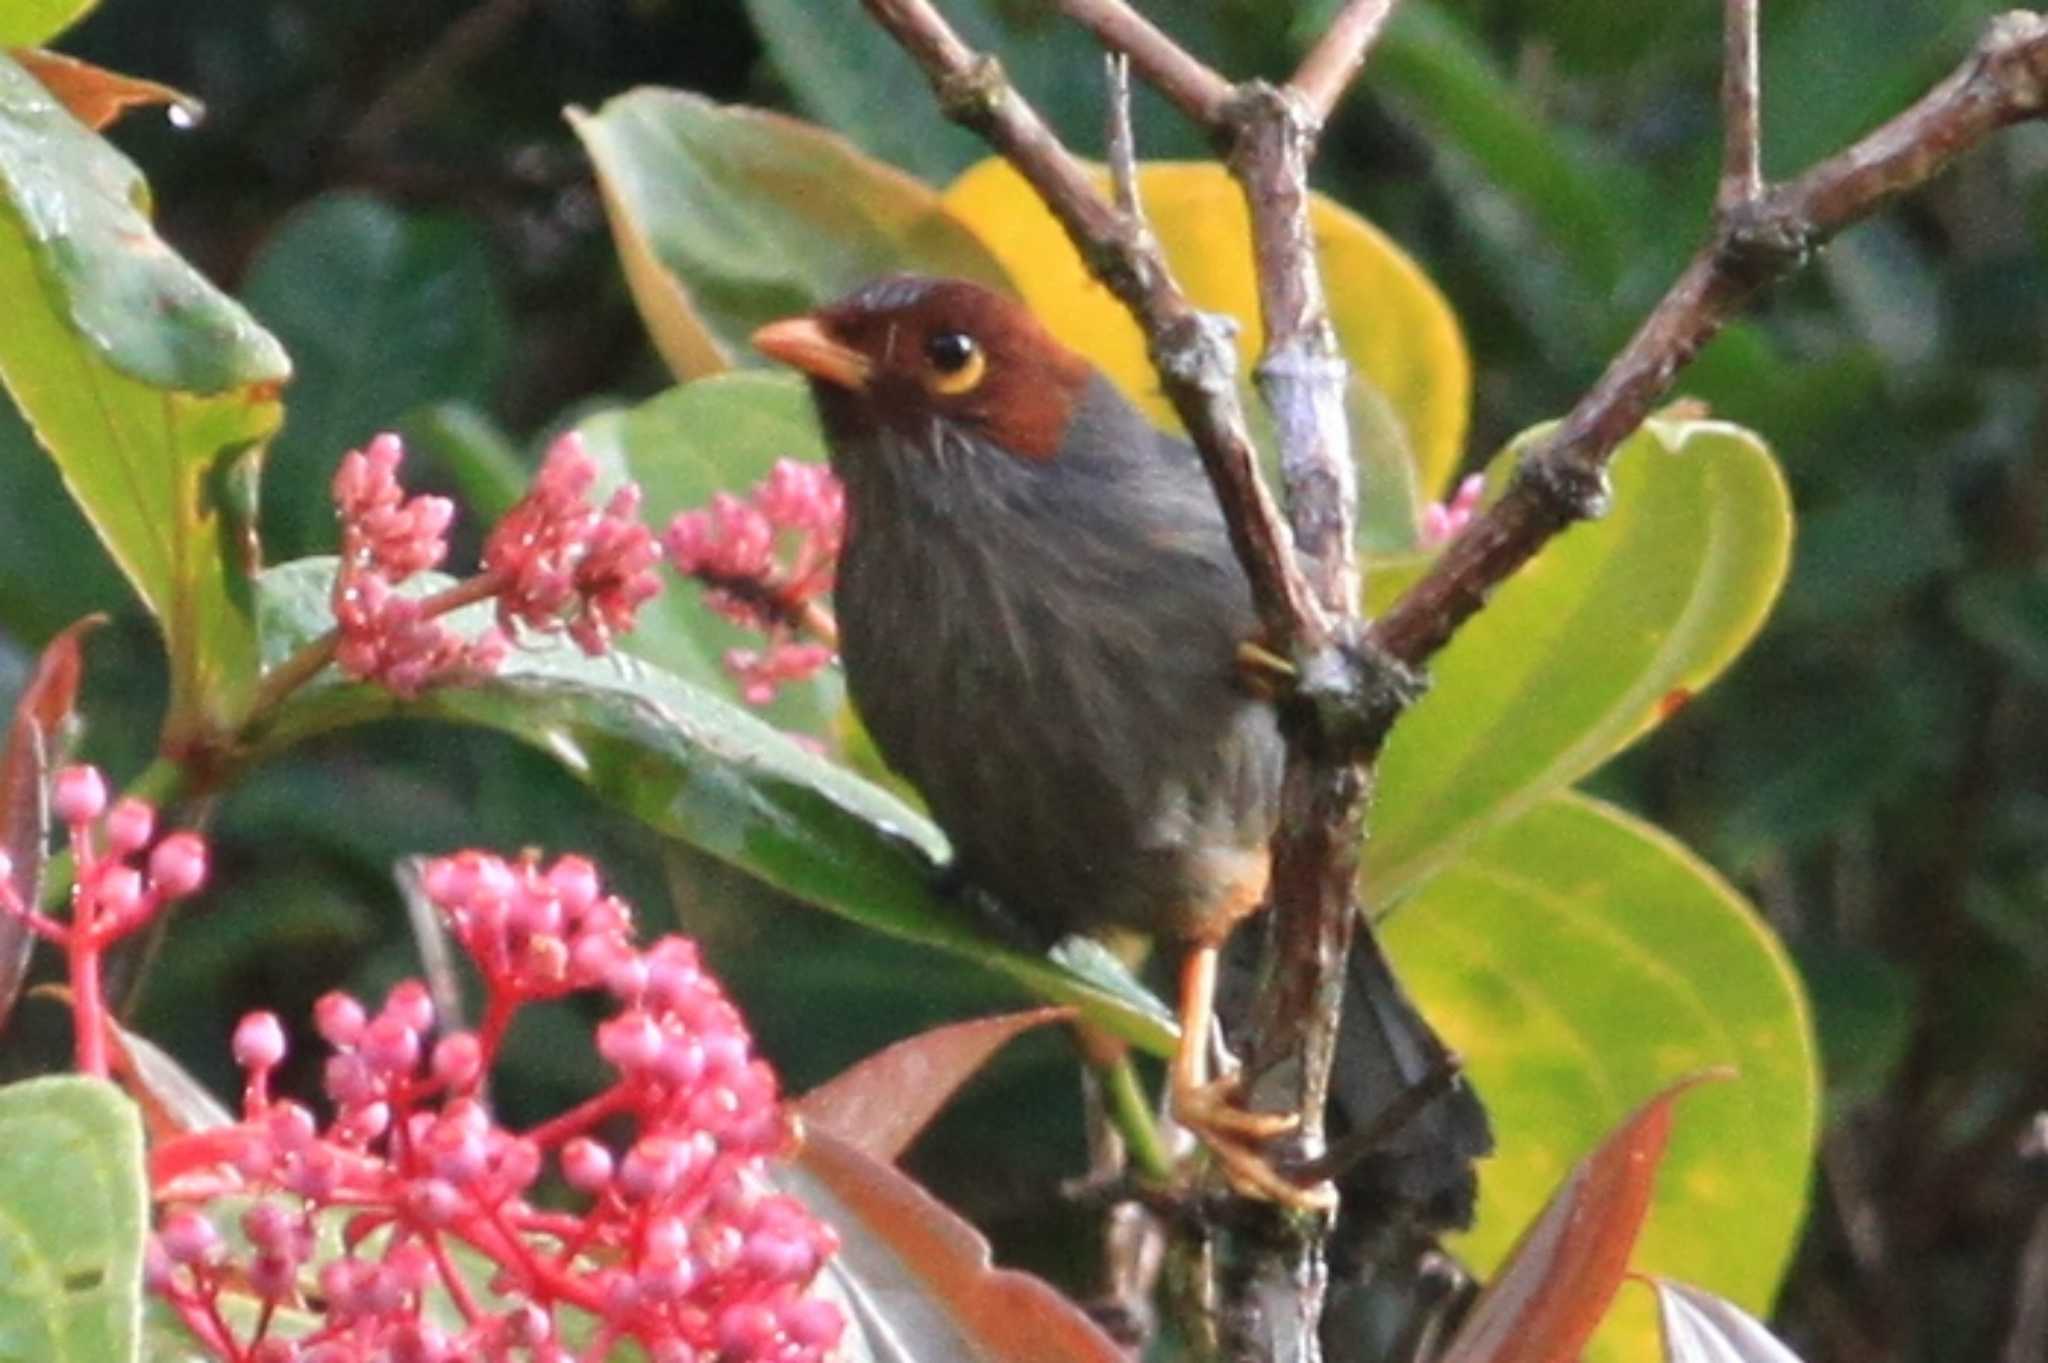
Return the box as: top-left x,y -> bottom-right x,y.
834,375 -> 1283,942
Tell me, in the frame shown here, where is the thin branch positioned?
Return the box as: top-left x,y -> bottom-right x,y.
1718,0 -> 1763,213
1292,0 -> 1400,127
1105,54 -> 1142,220
1053,0 -> 1233,126
1371,10 -> 2048,669
858,0 -> 1323,649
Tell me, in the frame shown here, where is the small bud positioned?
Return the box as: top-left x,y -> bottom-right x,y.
560,1137 -> 614,1194
430,1032 -> 483,1089
158,1210 -> 222,1266
314,991 -> 368,1046
147,833 -> 208,898
233,1012 -> 288,1071
51,766 -> 107,824
104,798 -> 156,853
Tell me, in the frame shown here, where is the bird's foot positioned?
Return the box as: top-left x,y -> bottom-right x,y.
1234,639 -> 1297,699
1172,1077 -> 1338,1212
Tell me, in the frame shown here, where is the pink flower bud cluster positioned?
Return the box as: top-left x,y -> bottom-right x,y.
662,460 -> 844,705
331,434 -> 508,698
0,764 -> 209,1075
1420,472 -> 1487,547
482,434 -> 663,658
149,851 -> 844,1363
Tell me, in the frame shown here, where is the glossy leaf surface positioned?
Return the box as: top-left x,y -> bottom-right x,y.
570,90 -> 1011,381
0,615 -> 95,1028
944,158 -> 1471,507
798,1007 -> 1071,1163
11,49 -> 193,131
1387,793 -> 1816,1361
1652,1278 -> 1808,1363
0,55 -> 288,737
251,560 -> 1175,1053
791,1127 -> 1128,1363
1369,415 -> 1791,902
0,1076 -> 147,1363
1439,1072 -> 1718,1363
0,0 -> 96,45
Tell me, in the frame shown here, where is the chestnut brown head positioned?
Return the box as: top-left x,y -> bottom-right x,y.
752,276 -> 1093,464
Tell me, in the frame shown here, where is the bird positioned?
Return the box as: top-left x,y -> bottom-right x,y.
753,275 -> 1489,1215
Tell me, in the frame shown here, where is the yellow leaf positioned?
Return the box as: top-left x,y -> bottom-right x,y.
943,159 -> 1471,499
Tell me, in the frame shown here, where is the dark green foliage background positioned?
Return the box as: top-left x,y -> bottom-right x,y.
2,2 -> 2043,1359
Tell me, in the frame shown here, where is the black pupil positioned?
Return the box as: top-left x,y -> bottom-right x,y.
925,331 -> 976,373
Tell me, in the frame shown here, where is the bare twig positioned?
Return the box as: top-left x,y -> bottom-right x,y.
1292,0 -> 1400,127
1054,0 -> 1233,126
1371,11 -> 2048,669
1718,0 -> 1764,212
1105,55 -> 1142,220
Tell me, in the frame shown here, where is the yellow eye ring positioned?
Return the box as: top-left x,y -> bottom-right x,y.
923,331 -> 986,395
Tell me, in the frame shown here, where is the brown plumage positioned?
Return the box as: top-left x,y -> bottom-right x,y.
755,276 -> 1488,1213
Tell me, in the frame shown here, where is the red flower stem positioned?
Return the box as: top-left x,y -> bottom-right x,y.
0,899 -> 72,945
518,1082 -> 634,1149
167,1290 -> 237,1359
475,989 -> 517,1070
426,1230 -> 485,1326
69,903 -> 107,1079
446,1212 -> 606,1313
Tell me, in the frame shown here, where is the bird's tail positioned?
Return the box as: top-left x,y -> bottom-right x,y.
1325,925 -> 1494,1234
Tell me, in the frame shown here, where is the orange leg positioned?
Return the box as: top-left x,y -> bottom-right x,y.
1169,945 -> 1337,1211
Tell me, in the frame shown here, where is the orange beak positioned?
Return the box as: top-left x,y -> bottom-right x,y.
752,316 -> 873,391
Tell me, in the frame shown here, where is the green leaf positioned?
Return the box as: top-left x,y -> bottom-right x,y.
1952,571 -> 2048,687
0,54 -> 289,740
239,194 -> 509,560
0,1076 -> 148,1363
568,90 -> 1012,381
0,0 -> 98,47
1385,792 -> 1817,1362
249,559 -> 1175,1054
575,372 -> 843,732
740,0 -> 1215,185
1367,415 -> 1792,901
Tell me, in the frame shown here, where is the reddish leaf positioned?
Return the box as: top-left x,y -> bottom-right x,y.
798,1007 -> 1073,1162
0,615 -> 100,1030
789,1126 -> 1126,1363
1439,1070 -> 1733,1363
1650,1278 -> 1806,1363
11,47 -> 198,130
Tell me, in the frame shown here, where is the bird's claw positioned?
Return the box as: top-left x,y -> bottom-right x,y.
1172,1077 -> 1337,1213
1234,639 -> 1297,699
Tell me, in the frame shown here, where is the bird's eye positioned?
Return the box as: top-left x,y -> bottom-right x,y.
922,331 -> 986,395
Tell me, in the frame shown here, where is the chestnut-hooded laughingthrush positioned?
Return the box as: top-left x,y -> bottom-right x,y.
755,276 -> 1490,1217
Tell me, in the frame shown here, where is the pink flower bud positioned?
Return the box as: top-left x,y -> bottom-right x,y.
560,1137 -> 614,1194
384,979 -> 435,1033
314,991 -> 367,1046
51,766 -> 107,824
158,1210 -> 222,1265
361,1016 -> 421,1074
233,1012 -> 288,1071
104,798 -> 156,853
147,833 -> 208,898
430,1032 -> 483,1089
781,1297 -> 846,1349
597,1010 -> 665,1074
